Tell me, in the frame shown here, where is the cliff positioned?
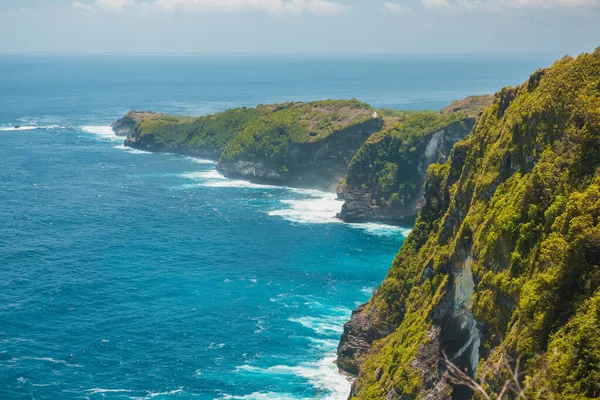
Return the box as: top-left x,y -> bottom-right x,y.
113,99 -> 383,190
338,49 -> 600,399
337,96 -> 493,224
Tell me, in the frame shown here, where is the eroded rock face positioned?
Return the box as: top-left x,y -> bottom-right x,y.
217,118 -> 384,191
111,111 -> 156,137
337,303 -> 395,376
338,119 -> 474,224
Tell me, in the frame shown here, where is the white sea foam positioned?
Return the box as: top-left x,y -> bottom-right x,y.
348,222 -> 412,237
0,126 -> 38,131
187,156 -> 217,164
268,187 -> 412,238
361,286 -> 375,296
232,351 -> 351,400
113,144 -> 152,154
181,170 -> 226,180
268,192 -> 343,225
203,180 -> 279,189
80,125 -> 122,142
288,316 -> 345,336
88,388 -> 133,394
305,337 -> 339,351
222,392 -> 299,400
147,389 -> 184,398
21,357 -> 82,368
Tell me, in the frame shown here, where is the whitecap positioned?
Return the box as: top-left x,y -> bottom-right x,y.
0,126 -> 38,131
361,286 -> 374,296
21,357 -> 82,368
232,351 -> 351,400
288,316 -> 345,336
268,192 -> 343,225
348,223 -> 412,237
87,388 -> 133,395
181,170 -> 226,181
187,157 -> 217,165
222,392 -> 299,400
305,337 -> 339,352
147,389 -> 184,398
113,144 -> 152,154
80,126 -> 122,142
203,180 -> 279,190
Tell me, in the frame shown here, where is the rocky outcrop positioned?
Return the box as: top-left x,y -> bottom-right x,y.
111,111 -> 156,137
337,303 -> 395,376
337,117 -> 475,224
113,100 -> 384,191
337,49 -> 600,399
218,117 -> 384,191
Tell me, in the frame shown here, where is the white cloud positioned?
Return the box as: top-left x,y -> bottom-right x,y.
96,0 -> 130,10
434,0 -> 600,9
382,2 -> 409,13
421,0 -> 450,8
502,0 -> 600,6
74,0 -> 347,15
73,0 -> 97,12
72,0 -> 130,12
156,0 -> 347,15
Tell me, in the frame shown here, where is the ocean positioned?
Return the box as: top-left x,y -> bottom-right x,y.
0,54 -> 555,399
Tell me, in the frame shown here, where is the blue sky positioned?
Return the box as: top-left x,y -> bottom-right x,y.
0,0 -> 598,54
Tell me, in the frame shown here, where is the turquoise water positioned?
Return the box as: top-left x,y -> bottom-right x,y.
0,55 -> 554,399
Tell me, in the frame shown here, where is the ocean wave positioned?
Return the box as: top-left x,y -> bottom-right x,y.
288,315 -> 346,336
304,337 -> 339,352
19,357 -> 83,368
203,180 -> 279,189
187,156 -> 217,164
80,126 -> 123,142
361,286 -> 374,296
232,351 -> 351,400
113,144 -> 153,154
88,388 -> 133,395
348,222 -> 412,238
222,392 -> 300,400
268,192 -> 343,225
181,170 -> 226,180
0,125 -> 39,131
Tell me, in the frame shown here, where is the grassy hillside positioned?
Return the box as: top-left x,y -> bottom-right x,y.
340,49 -> 600,399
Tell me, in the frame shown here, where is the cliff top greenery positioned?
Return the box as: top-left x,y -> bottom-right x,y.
340,110 -> 474,218
440,94 -> 494,117
124,98 -> 377,154
349,48 -> 600,399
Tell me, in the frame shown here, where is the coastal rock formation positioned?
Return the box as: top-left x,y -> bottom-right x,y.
337,96 -> 492,224
338,49 -> 600,399
111,111 -> 157,137
113,100 -> 383,190
337,115 -> 477,224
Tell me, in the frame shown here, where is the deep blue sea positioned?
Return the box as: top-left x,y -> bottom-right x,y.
0,54 -> 556,400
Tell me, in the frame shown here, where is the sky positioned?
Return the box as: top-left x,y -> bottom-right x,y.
0,0 -> 599,54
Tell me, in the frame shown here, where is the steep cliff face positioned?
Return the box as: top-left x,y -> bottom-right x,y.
338,49 -> 600,399
113,100 -> 383,190
218,117 -> 383,190
337,114 -> 476,224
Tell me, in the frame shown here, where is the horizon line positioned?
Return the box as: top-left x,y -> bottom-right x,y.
0,50 -> 564,58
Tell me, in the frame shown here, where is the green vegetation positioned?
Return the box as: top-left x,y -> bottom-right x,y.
220,99 -> 376,167
345,112 -> 469,210
122,99 -> 381,185
346,49 -> 600,399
